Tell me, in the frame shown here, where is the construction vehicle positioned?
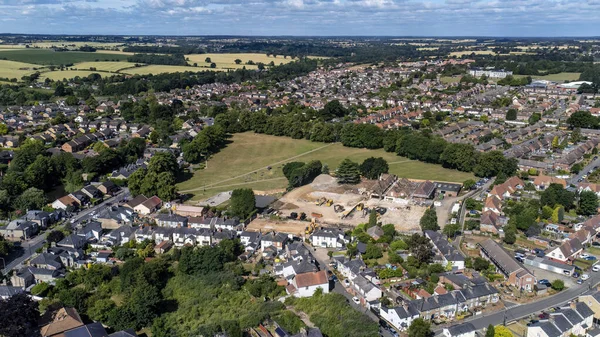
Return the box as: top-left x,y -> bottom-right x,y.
356,203 -> 364,211
334,204 -> 345,213
311,212 -> 323,218
325,199 -> 333,207
299,212 -> 307,221
316,197 -> 327,206
305,218 -> 317,234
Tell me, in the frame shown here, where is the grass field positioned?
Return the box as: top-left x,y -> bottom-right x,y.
39,70 -> 112,81
0,49 -> 129,65
0,60 -> 44,79
186,53 -> 294,69
122,65 -> 213,75
449,50 -> 495,57
0,42 -> 124,49
514,72 -> 581,82
177,132 -> 476,201
440,76 -> 461,84
73,61 -> 138,72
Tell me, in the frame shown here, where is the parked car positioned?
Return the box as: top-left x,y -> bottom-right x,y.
573,271 -> 580,278
577,279 -> 584,285
583,256 -> 597,261
352,297 -> 360,304
581,253 -> 591,259
344,279 -> 350,287
582,274 -> 590,280
593,265 -> 600,272
592,242 -> 600,247
538,279 -> 552,287
539,312 -> 549,319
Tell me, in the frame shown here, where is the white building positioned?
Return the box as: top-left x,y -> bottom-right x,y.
468,68 -> 513,79
379,304 -> 419,332
443,322 -> 477,337
286,270 -> 329,298
310,228 -> 347,248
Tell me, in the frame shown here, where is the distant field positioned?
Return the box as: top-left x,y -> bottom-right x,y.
122,65 -> 213,75
73,61 -> 137,72
0,42 -> 124,49
449,50 -> 495,57
440,76 -> 461,84
0,49 -> 129,65
0,60 -> 44,79
514,72 -> 581,82
39,70 -> 111,81
177,132 -> 475,201
186,53 -> 295,69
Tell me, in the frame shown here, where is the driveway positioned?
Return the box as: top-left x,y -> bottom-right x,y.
528,266 -> 576,287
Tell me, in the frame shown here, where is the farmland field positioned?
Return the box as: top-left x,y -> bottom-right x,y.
0,49 -> 129,65
440,76 -> 461,84
73,61 -> 138,72
185,53 -> 294,69
449,50 -> 495,57
39,70 -> 113,81
122,65 -> 213,75
177,132 -> 476,201
0,60 -> 44,79
0,42 -> 124,49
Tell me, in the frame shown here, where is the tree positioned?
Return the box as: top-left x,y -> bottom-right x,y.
363,242 -> 383,260
320,100 -> 347,119
25,155 -> 54,191
148,151 -> 179,176
442,223 -> 460,238
473,151 -> 518,178
234,59 -> 242,64
229,188 -> 256,219
210,63 -> 217,68
551,279 -> 565,291
494,326 -> 513,337
0,293 -> 40,337
473,257 -> 490,271
359,157 -> 389,179
408,318 -> 433,337
503,226 -> 517,244
205,57 -> 211,63
505,109 -> 517,121
463,179 -> 476,190
485,325 -> 495,337
579,190 -> 599,216
0,123 -> 8,135
0,234 -> 12,256
46,230 -> 65,243
440,143 -> 477,172
567,111 -> 598,129
571,163 -> 584,174
367,211 -> 377,228
541,184 -> 575,210
336,159 -> 361,185
406,233 -> 434,265
13,187 -> 46,212
420,208 -> 439,231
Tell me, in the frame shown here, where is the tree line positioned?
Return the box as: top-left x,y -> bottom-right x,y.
127,53 -> 188,66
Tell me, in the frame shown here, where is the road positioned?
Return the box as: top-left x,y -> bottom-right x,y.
570,156 -> 600,185
309,245 -> 394,337
434,272 -> 600,335
1,188 -> 129,275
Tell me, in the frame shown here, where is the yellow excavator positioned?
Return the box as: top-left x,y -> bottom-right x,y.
325,199 -> 333,207
305,218 -> 317,234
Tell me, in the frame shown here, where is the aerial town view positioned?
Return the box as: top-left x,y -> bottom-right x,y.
1,1 -> 600,337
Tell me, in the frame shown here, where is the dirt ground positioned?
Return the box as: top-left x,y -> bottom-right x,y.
246,218 -> 315,236
274,175 -> 425,232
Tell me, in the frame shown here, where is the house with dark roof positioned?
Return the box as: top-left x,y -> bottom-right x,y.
64,322 -> 108,337
443,322 -> 477,337
547,237 -> 584,263
380,303 -> 420,332
425,230 -> 465,270
0,286 -> 24,299
156,213 -> 188,228
479,239 -> 536,291
413,180 -> 436,199
526,302 -> 593,337
57,234 -> 87,250
433,182 -> 462,197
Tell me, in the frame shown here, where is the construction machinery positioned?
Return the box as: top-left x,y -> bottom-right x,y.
325,199 -> 333,207
334,204 -> 345,213
316,197 -> 327,206
356,203 -> 364,211
305,218 -> 317,234
311,212 -> 323,218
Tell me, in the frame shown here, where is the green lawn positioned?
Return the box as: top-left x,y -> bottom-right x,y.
177,132 -> 476,201
513,72 -> 581,82
0,49 -> 129,65
440,76 -> 461,84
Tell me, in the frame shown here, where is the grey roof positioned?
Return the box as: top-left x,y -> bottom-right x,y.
575,302 -> 594,319
57,234 -> 86,248
413,291 -> 465,311
108,330 -> 137,337
425,230 -> 465,262
536,322 -> 561,337
255,195 -> 276,209
588,327 -> 600,337
0,286 -> 24,298
460,283 -> 498,300
64,322 -> 108,337
390,303 -> 420,319
446,322 -> 477,336
479,239 -> 526,275
551,314 -> 573,333
156,213 -> 188,222
31,253 -> 63,269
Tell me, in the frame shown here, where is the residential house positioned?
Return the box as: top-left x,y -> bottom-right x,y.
443,323 -> 477,337
547,237 -> 584,263
96,206 -> 135,229
489,176 -> 524,200
261,232 -> 288,252
0,219 -> 39,240
413,180 -> 436,200
52,195 -> 78,210
286,270 -> 329,297
310,228 -> 348,248
425,230 -> 465,271
526,302 -> 594,337
479,239 -> 536,290
57,234 -> 87,250
133,196 -> 162,215
380,303 -> 420,332
98,181 -> 119,196
533,175 -> 567,191
156,213 -> 188,228
0,286 -> 24,299
40,307 -> 84,337
81,185 -> 103,199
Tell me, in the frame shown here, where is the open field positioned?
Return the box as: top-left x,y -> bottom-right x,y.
0,60 -> 44,79
0,42 -> 124,49
514,72 -> 581,82
73,61 -> 138,72
440,76 -> 461,84
177,132 -> 476,201
39,70 -> 112,81
185,53 -> 297,70
122,65 -> 216,75
449,50 -> 495,57
0,49 -> 129,65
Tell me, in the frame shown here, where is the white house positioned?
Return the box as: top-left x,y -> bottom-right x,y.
286,270 -> 329,298
310,228 -> 347,248
379,304 -> 419,332
526,302 -> 594,337
351,273 -> 382,302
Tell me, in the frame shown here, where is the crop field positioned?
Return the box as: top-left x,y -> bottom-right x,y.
73,61 -> 138,72
0,60 -> 44,79
514,72 -> 581,82
122,65 -> 218,75
185,53 -> 295,69
0,42 -> 124,49
0,49 -> 129,65
39,70 -> 113,81
177,132 -> 475,201
449,50 -> 495,57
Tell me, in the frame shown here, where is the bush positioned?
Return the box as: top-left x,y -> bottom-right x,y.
551,279 -> 565,291
30,282 -> 51,297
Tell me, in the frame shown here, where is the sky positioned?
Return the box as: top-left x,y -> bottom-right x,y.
0,0 -> 599,36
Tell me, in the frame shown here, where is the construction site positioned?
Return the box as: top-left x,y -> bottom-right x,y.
270,174 -> 428,233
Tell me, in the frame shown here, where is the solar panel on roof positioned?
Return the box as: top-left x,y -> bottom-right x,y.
275,327 -> 288,337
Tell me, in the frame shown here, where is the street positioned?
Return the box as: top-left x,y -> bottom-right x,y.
569,156 -> 600,185
1,188 -> 129,275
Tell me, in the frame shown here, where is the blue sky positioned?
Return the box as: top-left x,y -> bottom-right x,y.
0,0 -> 599,36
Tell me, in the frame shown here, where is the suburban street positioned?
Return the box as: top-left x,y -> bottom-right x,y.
570,156 -> 600,185
434,273 -> 600,335
1,187 -> 129,275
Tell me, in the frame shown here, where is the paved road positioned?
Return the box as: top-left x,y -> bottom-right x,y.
1,188 -> 129,275
570,157 -> 600,185
434,273 -> 600,334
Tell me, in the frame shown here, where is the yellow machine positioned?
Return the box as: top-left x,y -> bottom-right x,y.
357,203 -> 364,211
326,199 -> 333,207
316,197 -> 327,206
305,219 -> 317,234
